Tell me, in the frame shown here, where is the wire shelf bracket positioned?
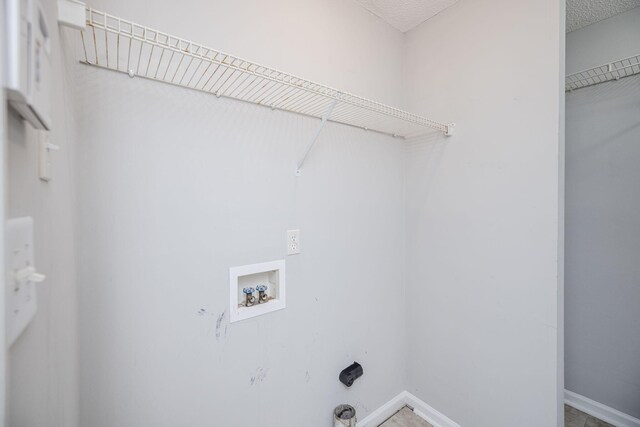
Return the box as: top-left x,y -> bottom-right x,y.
565,54 -> 640,91
60,6 -> 455,170
295,98 -> 339,176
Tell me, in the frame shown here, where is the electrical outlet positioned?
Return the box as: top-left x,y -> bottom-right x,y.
287,229 -> 301,255
6,217 -> 45,346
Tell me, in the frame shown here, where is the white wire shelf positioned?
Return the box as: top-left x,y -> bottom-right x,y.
565,54 -> 640,91
75,8 -> 453,138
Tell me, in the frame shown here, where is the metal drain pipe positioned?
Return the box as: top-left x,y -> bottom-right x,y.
334,404 -> 356,427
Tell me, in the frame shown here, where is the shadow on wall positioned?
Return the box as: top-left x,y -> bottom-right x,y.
565,75 -> 640,160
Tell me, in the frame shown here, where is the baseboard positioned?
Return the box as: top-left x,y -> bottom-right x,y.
359,389 -> 640,427
354,388 -> 640,427
357,391 -> 460,427
565,389 -> 640,427
404,392 -> 461,427
357,392 -> 408,427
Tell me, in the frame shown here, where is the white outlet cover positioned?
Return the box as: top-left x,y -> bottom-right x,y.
5,217 -> 39,346
287,229 -> 301,255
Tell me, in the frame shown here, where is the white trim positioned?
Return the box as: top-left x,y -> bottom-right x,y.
357,392 -> 408,427
405,392 -> 461,427
229,260 -> 286,323
565,390 -> 640,427
357,391 -> 460,427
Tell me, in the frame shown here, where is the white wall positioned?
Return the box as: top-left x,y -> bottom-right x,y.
71,0 -> 407,425
81,0 -> 405,107
565,7 -> 640,419
402,1 -> 564,426
3,0 -> 566,424
5,0 -> 80,425
566,7 -> 640,75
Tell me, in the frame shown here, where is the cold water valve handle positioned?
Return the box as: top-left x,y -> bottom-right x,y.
256,284 -> 269,303
243,287 -> 256,307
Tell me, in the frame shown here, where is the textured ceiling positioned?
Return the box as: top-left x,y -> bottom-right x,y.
351,0 -> 459,32
567,0 -> 640,32
352,0 -> 640,33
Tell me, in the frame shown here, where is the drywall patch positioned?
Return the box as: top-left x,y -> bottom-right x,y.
566,0 -> 640,32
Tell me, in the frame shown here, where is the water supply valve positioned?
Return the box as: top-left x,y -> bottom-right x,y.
243,287 -> 256,307
256,284 -> 269,303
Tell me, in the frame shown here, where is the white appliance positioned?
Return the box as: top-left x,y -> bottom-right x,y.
4,0 -> 52,130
